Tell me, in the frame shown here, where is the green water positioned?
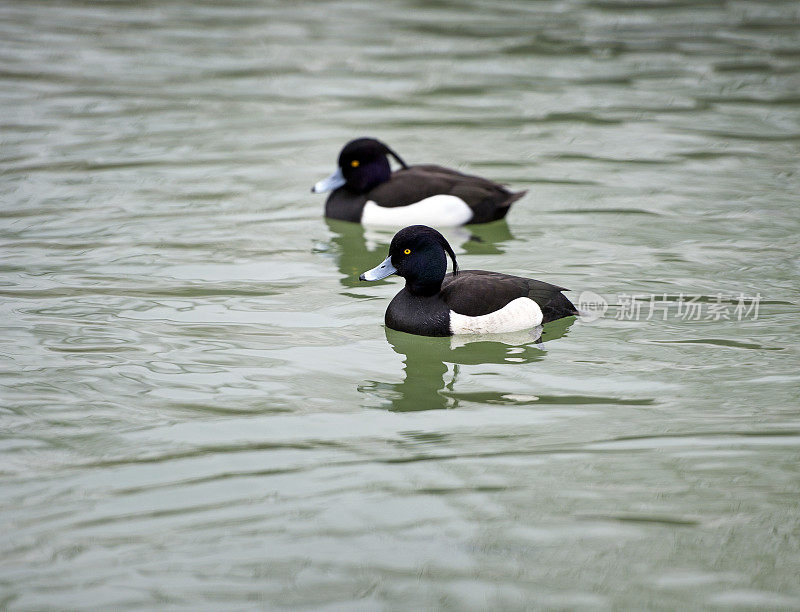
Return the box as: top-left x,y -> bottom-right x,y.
2,1 -> 799,609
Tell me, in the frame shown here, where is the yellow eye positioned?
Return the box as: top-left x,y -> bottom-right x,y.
403,248 -> 411,255
350,160 -> 360,168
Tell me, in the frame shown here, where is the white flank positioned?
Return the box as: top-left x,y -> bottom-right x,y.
361,195 -> 473,226
449,297 -> 544,335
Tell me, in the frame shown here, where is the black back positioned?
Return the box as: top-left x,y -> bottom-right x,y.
440,270 -> 577,323
369,165 -> 525,223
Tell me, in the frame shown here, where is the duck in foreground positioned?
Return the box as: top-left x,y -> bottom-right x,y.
312,138 -> 526,226
359,225 -> 578,337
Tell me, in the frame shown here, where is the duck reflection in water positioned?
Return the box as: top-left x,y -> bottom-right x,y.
359,317 -> 574,412
323,218 -> 515,289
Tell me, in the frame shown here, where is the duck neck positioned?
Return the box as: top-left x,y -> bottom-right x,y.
406,279 -> 442,297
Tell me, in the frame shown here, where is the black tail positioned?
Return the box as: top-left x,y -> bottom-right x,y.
486,190 -> 527,222
541,291 -> 579,323
527,279 -> 579,323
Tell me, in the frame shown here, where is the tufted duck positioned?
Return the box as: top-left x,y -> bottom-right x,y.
359,225 -> 577,336
313,138 -> 526,226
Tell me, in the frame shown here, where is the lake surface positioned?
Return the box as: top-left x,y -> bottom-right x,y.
2,0 -> 799,609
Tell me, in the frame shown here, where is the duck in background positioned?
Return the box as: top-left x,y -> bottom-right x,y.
359,225 -> 577,337
312,138 -> 526,226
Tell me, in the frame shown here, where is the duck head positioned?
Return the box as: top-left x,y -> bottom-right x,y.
312,138 -> 409,194
360,225 -> 459,296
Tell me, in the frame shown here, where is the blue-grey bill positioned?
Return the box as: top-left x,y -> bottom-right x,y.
312,167 -> 346,193
359,256 -> 397,281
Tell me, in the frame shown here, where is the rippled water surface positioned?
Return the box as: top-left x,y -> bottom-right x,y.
2,1 -> 800,609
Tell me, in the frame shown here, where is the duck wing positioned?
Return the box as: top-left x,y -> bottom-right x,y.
440,270 -> 577,323
367,166 -> 455,208
369,166 -> 525,222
